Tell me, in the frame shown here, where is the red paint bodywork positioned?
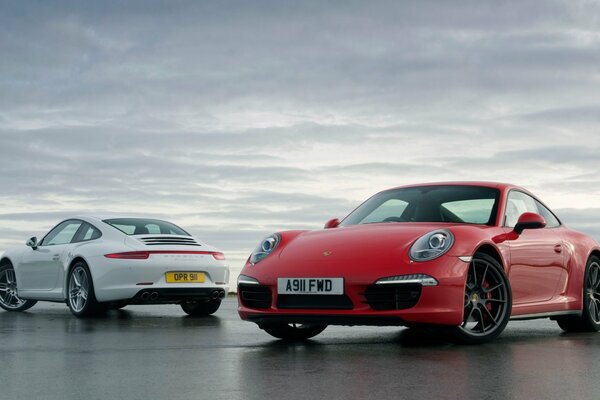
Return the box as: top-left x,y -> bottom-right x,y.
238,182 -> 600,326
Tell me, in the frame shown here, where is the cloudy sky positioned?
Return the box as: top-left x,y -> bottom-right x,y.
1,0 -> 599,280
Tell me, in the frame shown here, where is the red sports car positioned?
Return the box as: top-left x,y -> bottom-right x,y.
237,182 -> 600,343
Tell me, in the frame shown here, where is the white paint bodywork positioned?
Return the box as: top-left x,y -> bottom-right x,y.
0,215 -> 230,303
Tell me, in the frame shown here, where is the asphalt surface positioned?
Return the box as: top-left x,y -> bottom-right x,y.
1,298 -> 599,400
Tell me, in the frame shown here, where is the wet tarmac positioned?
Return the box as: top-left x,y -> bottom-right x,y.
1,297 -> 599,400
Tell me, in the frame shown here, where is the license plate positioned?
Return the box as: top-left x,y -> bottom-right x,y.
277,278 -> 344,295
166,272 -> 205,283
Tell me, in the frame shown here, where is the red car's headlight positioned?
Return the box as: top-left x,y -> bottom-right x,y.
249,233 -> 280,265
409,230 -> 454,262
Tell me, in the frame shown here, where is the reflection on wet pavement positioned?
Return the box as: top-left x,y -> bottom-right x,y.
1,299 -> 599,400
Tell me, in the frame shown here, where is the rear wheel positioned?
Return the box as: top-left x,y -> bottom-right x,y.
0,263 -> 37,312
556,256 -> 600,333
67,261 -> 105,318
261,323 -> 327,341
181,299 -> 221,316
452,253 -> 512,344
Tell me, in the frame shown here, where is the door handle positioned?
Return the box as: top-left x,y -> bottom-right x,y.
554,244 -> 563,254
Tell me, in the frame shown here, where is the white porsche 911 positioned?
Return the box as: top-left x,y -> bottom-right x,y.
0,216 -> 230,317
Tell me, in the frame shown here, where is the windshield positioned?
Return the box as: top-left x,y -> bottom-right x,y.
103,218 -> 190,236
340,185 -> 500,226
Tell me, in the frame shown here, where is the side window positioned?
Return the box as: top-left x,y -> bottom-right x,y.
535,200 -> 561,228
504,191 -> 539,228
41,221 -> 83,246
75,223 -> 102,243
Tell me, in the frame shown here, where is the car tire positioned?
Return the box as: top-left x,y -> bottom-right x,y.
0,262 -> 37,312
181,299 -> 221,316
556,256 -> 600,333
261,323 -> 327,341
67,261 -> 105,318
452,252 -> 512,344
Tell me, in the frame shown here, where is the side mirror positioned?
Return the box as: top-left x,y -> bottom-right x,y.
324,218 -> 340,229
514,212 -> 546,235
26,236 -> 38,249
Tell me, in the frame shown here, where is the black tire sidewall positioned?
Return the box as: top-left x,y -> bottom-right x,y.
262,323 -> 327,341
181,299 -> 221,316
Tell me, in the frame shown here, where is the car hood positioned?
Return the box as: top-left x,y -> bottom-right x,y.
279,223 -> 458,263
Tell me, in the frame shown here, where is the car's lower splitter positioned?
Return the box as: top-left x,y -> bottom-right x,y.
247,314 -> 406,327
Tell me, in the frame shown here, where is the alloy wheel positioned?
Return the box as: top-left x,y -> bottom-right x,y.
458,257 -> 510,337
69,266 -> 89,313
585,262 -> 600,324
0,267 -> 26,309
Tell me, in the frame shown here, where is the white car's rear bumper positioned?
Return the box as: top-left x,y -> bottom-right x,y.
87,253 -> 230,302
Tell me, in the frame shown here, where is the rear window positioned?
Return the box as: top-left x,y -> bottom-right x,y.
103,218 -> 189,236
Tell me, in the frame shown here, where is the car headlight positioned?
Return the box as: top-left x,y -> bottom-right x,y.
249,233 -> 281,264
409,230 -> 454,262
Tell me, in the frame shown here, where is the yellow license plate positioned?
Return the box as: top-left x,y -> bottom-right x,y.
165,272 -> 205,283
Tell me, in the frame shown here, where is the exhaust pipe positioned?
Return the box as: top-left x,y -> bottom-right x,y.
218,291 -> 226,300
140,292 -> 150,300
150,292 -> 159,300
211,290 -> 220,300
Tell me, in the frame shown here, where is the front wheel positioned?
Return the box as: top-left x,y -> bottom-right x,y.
67,261 -> 105,318
452,253 -> 512,344
181,299 -> 221,316
0,263 -> 37,312
261,323 -> 327,341
556,256 -> 600,333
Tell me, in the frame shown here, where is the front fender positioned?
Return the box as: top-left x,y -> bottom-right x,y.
1,247 -> 27,269
446,225 -> 511,271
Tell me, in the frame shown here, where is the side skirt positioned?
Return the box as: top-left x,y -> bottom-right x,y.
510,310 -> 581,321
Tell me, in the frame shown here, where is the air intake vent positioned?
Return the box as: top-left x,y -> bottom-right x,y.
363,284 -> 422,310
140,237 -> 201,246
239,284 -> 272,309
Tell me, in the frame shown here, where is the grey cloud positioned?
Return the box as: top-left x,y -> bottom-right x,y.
440,146 -> 600,173
555,208 -> 600,242
511,106 -> 600,125
1,1 -> 600,264
2,1 -> 599,121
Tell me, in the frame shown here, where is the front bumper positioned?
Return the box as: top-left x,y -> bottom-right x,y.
237,256 -> 469,327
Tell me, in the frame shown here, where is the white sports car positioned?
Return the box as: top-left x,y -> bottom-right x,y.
0,216 -> 230,317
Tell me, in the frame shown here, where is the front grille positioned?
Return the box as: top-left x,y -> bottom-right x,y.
363,284 -> 422,310
140,236 -> 201,246
277,295 -> 354,310
239,284 -> 272,309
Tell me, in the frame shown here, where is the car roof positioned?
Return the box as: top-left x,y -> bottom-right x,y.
72,215 -> 172,223
386,181 -> 524,192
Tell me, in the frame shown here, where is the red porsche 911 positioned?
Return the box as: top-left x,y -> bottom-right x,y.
237,182 -> 600,343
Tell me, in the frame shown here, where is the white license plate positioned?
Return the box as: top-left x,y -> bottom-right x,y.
277,278 -> 344,295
